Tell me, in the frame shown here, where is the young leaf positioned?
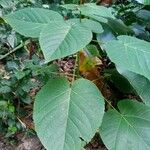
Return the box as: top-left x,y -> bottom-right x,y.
104,35 -> 150,81
4,8 -> 64,37
39,22 -> 92,62
100,100 -> 150,150
33,77 -> 104,150
118,68 -> 150,106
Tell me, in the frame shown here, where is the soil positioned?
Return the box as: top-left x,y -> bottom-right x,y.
0,136 -> 44,150
0,134 -> 107,150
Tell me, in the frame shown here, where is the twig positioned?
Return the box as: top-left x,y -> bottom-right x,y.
49,71 -> 77,77
0,42 -> 24,60
71,53 -> 78,84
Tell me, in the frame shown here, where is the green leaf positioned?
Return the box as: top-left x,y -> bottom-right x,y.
0,86 -> 11,93
136,0 -> 150,5
78,3 -> 115,23
4,8 -> 64,37
0,101 -> 7,108
118,68 -> 150,106
15,71 -> 26,80
85,44 -> 100,57
68,18 -> 104,34
107,18 -> 134,35
64,3 -> 114,23
137,10 -> 150,23
39,22 -> 92,62
104,35 -> 150,81
0,0 -> 14,8
109,69 -> 133,93
100,100 -> 150,150
33,77 -> 104,150
136,10 -> 150,28
81,19 -> 103,33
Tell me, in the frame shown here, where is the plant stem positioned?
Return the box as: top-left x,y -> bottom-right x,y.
50,71 -> 77,77
71,53 -> 78,84
0,42 -> 24,60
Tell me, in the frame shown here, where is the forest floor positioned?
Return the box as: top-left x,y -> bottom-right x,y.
0,134 -> 107,150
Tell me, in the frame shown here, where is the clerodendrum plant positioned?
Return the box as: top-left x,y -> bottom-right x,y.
4,2 -> 150,150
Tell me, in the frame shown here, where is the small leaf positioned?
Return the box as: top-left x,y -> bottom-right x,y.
15,71 -> 26,80
33,77 -> 104,150
100,100 -> 150,150
39,22 -> 92,62
79,51 -> 97,73
104,35 -> 150,81
0,86 -> 11,93
0,101 -> 7,108
5,8 -> 64,37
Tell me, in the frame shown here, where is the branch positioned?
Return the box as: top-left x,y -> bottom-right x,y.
0,42 -> 24,60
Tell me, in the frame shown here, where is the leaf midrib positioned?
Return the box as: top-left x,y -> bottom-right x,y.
50,24 -> 73,59
10,18 -> 62,25
119,113 -> 150,148
63,88 -> 72,150
121,41 -> 150,55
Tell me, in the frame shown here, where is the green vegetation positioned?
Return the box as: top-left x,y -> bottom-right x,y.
0,0 -> 150,149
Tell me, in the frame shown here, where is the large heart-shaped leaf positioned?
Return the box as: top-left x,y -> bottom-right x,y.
39,22 -> 92,62
118,68 -> 150,106
33,77 -> 104,150
4,8 -> 63,37
100,100 -> 150,150
104,35 -> 150,81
